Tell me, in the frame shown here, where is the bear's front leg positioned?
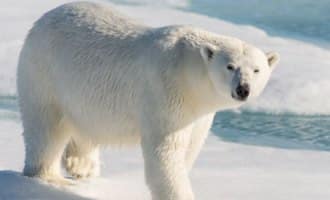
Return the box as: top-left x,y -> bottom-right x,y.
141,126 -> 194,200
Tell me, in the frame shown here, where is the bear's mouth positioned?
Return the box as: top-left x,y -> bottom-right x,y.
231,92 -> 248,101
231,84 -> 250,101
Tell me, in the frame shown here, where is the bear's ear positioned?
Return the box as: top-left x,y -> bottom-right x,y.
266,51 -> 280,68
200,46 -> 215,63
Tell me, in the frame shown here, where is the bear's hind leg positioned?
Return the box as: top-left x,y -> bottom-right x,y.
22,104 -> 73,185
63,136 -> 100,179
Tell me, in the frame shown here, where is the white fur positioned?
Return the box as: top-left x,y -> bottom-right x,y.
17,2 -> 279,199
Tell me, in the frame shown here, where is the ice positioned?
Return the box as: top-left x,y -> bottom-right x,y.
1,119 -> 330,199
111,0 -> 188,8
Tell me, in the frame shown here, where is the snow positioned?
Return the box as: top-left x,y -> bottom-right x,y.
1,118 -> 330,199
1,0 -> 330,199
111,0 -> 189,8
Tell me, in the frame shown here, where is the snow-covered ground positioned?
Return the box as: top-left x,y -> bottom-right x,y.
1,119 -> 330,200
1,0 -> 330,199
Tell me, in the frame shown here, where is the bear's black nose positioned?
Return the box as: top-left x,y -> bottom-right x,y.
236,83 -> 250,100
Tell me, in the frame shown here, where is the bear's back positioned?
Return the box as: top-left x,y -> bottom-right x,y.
31,2 -> 147,40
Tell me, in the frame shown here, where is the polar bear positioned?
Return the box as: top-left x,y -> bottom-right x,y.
17,2 -> 279,200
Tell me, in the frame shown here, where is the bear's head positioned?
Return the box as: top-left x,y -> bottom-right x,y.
199,41 -> 279,108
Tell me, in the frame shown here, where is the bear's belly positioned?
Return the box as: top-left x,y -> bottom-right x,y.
75,115 -> 141,145
61,100 -> 142,145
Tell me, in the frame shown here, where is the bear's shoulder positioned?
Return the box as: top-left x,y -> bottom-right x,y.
154,26 -> 243,51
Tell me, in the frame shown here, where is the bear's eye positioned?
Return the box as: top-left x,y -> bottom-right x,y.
254,69 -> 260,73
227,64 -> 234,71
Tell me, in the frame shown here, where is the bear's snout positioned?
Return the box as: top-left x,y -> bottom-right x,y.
235,83 -> 250,100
